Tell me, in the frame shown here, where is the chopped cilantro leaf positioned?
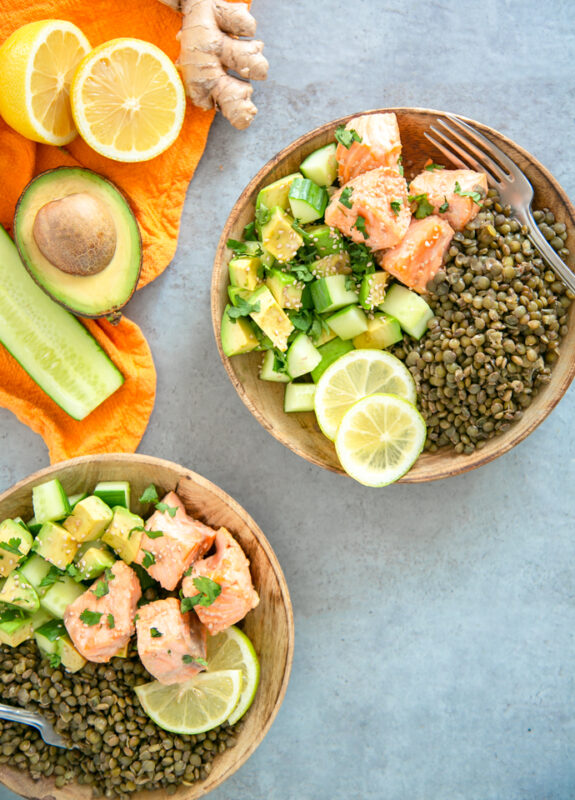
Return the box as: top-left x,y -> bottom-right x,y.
425,162 -> 445,171
150,627 -> 163,638
145,530 -> 164,539
226,238 -> 248,254
48,653 -> 62,669
339,187 -> 354,209
226,297 -> 261,322
93,577 -> 109,599
139,485 -> 159,504
390,200 -> 402,216
155,502 -> 178,518
39,565 -> 65,589
66,564 -> 81,579
335,125 -> 362,149
255,205 -> 271,229
0,538 -> 22,556
289,263 -> 314,283
454,180 -> 483,206
408,193 -> 435,219
352,215 -> 369,239
397,155 -> 404,176
80,609 -> 103,626
107,613 -> 115,629
128,525 -> 145,540
141,550 -> 156,569
36,619 -> 66,641
180,577 -> 221,611
439,197 -> 449,213
272,349 -> 289,374
182,654 -> 208,667
243,221 -> 258,241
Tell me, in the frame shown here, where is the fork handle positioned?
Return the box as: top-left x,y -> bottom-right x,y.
516,207 -> 575,294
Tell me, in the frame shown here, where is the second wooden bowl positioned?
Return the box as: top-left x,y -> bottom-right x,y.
0,453 -> 294,800
211,107 -> 575,483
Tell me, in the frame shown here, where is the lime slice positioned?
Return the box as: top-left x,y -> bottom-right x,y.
335,393 -> 426,486
207,626 -> 260,725
314,349 -> 417,440
135,669 -> 242,735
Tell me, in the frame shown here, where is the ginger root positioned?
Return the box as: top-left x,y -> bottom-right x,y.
159,0 -> 268,129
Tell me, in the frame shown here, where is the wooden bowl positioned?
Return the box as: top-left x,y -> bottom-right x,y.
211,107 -> 575,482
0,453 -> 294,800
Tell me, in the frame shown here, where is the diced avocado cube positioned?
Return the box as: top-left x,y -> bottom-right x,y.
311,325 -> 336,348
228,256 -> 262,291
378,283 -> 434,339
112,642 -> 129,658
248,286 -> 294,351
288,177 -> 329,224
39,576 -> 85,618
260,207 -> 304,263
32,478 -> 70,524
228,286 -> 252,306
57,636 -> 87,673
306,224 -> 345,257
62,495 -> 114,543
259,350 -> 291,382
19,554 -> 53,596
299,143 -> 338,187
221,305 -> 260,358
256,173 -> 300,213
353,313 -> 403,350
310,274 -> 359,314
265,268 -> 304,309
67,491 -> 88,509
102,507 -> 144,565
311,252 -> 352,278
286,333 -> 322,379
30,608 -> 53,631
243,240 -> 275,269
0,520 -> 33,576
34,522 -> 78,569
74,544 -> 116,581
0,613 -> 33,647
284,382 -> 317,413
311,337 -> 355,383
326,305 -> 368,341
0,571 -> 39,613
358,271 -> 390,309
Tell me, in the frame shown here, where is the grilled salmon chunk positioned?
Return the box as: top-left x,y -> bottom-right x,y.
325,167 -> 411,251
408,168 -> 488,231
136,598 -> 208,684
379,216 -> 454,294
336,112 -> 402,184
64,561 -> 141,663
182,528 -> 259,635
135,492 -> 216,591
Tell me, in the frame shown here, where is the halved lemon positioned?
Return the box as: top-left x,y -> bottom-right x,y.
0,20 -> 91,145
314,349 -> 417,441
207,626 -> 260,725
70,38 -> 186,162
335,393 -> 426,487
135,669 -> 243,735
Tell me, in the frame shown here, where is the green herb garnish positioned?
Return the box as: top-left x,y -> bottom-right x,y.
390,200 -> 402,216
339,187 -> 354,209
155,503 -> 178,518
150,627 -> 163,638
145,530 -> 164,539
139,485 -> 159,504
39,565 -> 65,589
243,221 -> 258,241
182,654 -> 208,667
226,297 -> 261,322
454,180 -> 483,206
180,577 -> 221,612
408,193 -> 435,219
80,609 -> 103,626
0,538 -> 22,556
107,613 -> 115,629
36,619 -> 66,641
397,154 -> 404,176
48,653 -> 61,669
352,215 -> 369,239
439,197 -> 449,213
425,162 -> 444,171
255,205 -> 271,229
335,126 -> 362,149
141,550 -> 156,569
66,564 -> 81,579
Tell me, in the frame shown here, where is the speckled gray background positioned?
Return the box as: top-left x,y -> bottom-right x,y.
1,0 -> 574,798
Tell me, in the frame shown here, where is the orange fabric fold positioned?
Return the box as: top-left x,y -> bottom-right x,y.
0,0 -> 244,462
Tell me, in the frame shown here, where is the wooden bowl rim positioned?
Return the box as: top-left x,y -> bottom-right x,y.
0,453 -> 295,800
211,106 -> 575,483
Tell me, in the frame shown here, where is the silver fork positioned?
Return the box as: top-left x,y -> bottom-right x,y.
0,701 -> 68,748
425,114 -> 575,294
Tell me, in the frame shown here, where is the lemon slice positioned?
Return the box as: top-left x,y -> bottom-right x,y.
0,20 -> 91,145
335,393 -> 426,486
314,349 -> 417,440
71,38 -> 186,162
207,626 -> 260,725
135,669 -> 242,735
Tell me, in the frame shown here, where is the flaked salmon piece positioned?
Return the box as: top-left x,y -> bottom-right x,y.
379,215 -> 454,294
134,491 -> 216,591
408,168 -> 488,231
136,598 -> 207,685
64,561 -> 141,663
336,113 -> 402,184
182,527 -> 259,635
325,167 -> 411,251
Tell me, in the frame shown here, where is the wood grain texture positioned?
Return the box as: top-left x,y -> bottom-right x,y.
211,107 -> 575,483
0,454 -> 294,800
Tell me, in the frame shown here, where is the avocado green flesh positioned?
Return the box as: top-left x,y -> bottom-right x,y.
14,168 -> 142,317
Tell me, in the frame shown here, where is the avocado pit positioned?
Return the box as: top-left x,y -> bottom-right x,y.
32,192 -> 117,276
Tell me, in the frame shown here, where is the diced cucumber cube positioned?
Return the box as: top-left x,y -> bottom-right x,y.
284,382 -> 317,413
300,143 -> 338,187
260,207 -> 304,263
260,350 -> 291,382
286,333 -> 322,378
265,268 -> 303,309
30,608 -> 53,631
288,177 -> 329,223
228,256 -> 261,291
32,479 -> 70,524
0,571 -> 39,613
63,495 -> 114,543
26,517 -> 42,535
221,305 -> 259,357
93,481 -> 130,510
358,271 -> 389,309
378,283 -> 434,339
326,305 -> 368,340
19,555 -> 53,596
311,337 -> 355,383
305,224 -> 345,257
353,313 -> 403,350
311,252 -> 351,278
248,286 -> 294,351
33,522 -> 78,569
256,173 -> 300,213
310,274 -> 359,313
40,576 -> 85,618
0,520 -> 33,576
102,507 -> 144,564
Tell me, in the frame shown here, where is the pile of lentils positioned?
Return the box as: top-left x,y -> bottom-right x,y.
391,189 -> 573,454
0,637 -> 240,799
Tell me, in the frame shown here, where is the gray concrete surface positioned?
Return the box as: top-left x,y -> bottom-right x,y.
1,0 -> 574,798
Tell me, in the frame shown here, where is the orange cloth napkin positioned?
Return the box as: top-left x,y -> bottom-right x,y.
0,0 -> 229,462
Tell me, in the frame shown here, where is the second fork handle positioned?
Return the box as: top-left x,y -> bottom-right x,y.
516,207 -> 575,294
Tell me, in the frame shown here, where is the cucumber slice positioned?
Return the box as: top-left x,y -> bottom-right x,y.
284,382 -> 317,412
0,226 -> 124,420
248,286 -> 294,351
310,274 -> 359,313
311,337 -> 355,383
33,522 -> 78,569
32,479 -> 70,524
228,256 -> 261,291
19,554 -> 53,596
26,517 -> 42,536
0,520 -> 33,576
40,575 -> 85,618
30,608 -> 53,632
221,305 -> 259,357
378,283 -> 434,339
353,313 -> 403,350
286,333 -> 322,379
265,268 -> 303,309
67,492 -> 88,509
93,481 -> 131,510
306,224 -> 345,257
326,305 -> 368,341
256,173 -> 300,214
300,143 -> 338,187
260,350 -> 291,382
0,571 -> 40,613
358,272 -> 389,309
288,177 -> 329,224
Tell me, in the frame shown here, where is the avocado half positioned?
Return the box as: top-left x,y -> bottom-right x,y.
14,168 -> 142,318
